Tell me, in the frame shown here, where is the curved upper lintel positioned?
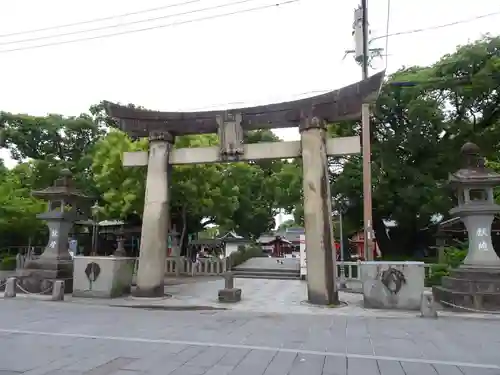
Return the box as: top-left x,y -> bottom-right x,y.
104,70 -> 385,137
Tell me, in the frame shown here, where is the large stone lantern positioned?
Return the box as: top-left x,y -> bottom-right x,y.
433,142 -> 500,311
19,169 -> 93,293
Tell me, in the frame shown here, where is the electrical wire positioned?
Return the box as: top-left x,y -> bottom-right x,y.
371,10 -> 500,43
0,0 -> 203,38
0,0 -> 299,54
184,70 -> 500,112
0,0 -> 266,47
383,0 -> 391,71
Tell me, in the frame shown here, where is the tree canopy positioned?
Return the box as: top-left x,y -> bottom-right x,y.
327,35 -> 500,256
1,35 -> 499,257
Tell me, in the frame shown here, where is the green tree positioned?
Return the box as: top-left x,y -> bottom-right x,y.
0,163 -> 46,247
0,112 -> 105,195
91,130 -> 241,250
330,35 -> 500,257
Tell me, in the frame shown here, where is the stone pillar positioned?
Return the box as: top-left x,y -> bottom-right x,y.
300,116 -> 338,305
133,131 -> 173,297
462,215 -> 500,267
39,218 -> 73,261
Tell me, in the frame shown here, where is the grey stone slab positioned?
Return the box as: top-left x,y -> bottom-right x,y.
145,346 -> 211,374
0,352 -> 54,372
122,348 -> 186,371
203,365 -> 235,375
165,346 -> 207,363
168,365 -> 208,375
346,358 -> 379,375
373,338 -> 423,358
322,356 -> 347,375
263,352 -> 297,375
229,349 -> 277,375
432,365 -> 465,375
375,360 -> 404,375
23,358 -> 80,375
400,361 -> 438,375
63,355 -> 121,372
85,357 -> 136,375
288,354 -> 325,375
217,348 -> 251,367
184,346 -> 228,368
459,367 -> 500,375
346,338 -> 374,355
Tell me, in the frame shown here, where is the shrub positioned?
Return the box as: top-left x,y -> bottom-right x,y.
227,245 -> 265,269
443,246 -> 467,268
0,256 -> 17,271
425,263 -> 450,287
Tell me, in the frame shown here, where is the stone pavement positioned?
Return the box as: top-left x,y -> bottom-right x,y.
55,278 -> 500,320
1,297 -> 500,375
234,257 -> 299,271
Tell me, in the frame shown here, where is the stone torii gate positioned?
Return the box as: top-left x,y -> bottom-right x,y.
104,71 -> 384,305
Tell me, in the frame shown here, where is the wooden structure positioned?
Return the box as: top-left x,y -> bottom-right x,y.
104,71 -> 384,305
260,236 -> 293,257
349,230 -> 381,260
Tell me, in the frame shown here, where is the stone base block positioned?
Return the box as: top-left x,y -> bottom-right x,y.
218,288 -> 242,303
132,285 -> 164,298
433,267 -> 500,311
73,256 -> 135,298
360,261 -> 425,310
17,258 -> 73,294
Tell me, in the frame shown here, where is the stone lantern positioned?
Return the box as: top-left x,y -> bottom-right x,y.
433,142 -> 500,311
19,169 -> 93,293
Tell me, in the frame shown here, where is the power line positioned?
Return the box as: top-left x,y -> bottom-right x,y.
0,0 -> 299,54
0,0 -> 265,47
186,71 -> 500,111
383,0 -> 391,71
371,10 -> 500,43
0,0 -> 203,38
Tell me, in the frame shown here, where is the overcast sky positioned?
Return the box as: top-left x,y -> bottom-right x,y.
0,0 -> 499,225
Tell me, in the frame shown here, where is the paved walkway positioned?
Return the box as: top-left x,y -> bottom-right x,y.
234,257 -> 299,271
46,278 -> 498,319
0,297 -> 500,375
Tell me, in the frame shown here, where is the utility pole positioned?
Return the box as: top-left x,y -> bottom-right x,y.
353,2 -> 375,261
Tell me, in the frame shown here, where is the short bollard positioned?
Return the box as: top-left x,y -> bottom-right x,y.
420,290 -> 438,318
218,272 -> 241,303
51,280 -> 65,301
4,277 -> 17,298
224,272 -> 234,289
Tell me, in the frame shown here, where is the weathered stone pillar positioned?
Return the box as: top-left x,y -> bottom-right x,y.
462,215 -> 500,267
133,131 -> 173,297
300,116 -> 338,305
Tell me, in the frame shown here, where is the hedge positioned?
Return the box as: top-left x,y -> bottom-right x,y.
227,245 -> 266,269
0,256 -> 17,271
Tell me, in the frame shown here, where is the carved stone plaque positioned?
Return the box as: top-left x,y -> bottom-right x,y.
217,112 -> 244,161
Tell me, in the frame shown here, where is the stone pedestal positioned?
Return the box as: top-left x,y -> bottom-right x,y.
432,142 -> 500,311
18,212 -> 75,293
218,288 -> 242,303
218,272 -> 241,303
433,267 -> 500,311
73,256 -> 135,298
360,261 -> 425,310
